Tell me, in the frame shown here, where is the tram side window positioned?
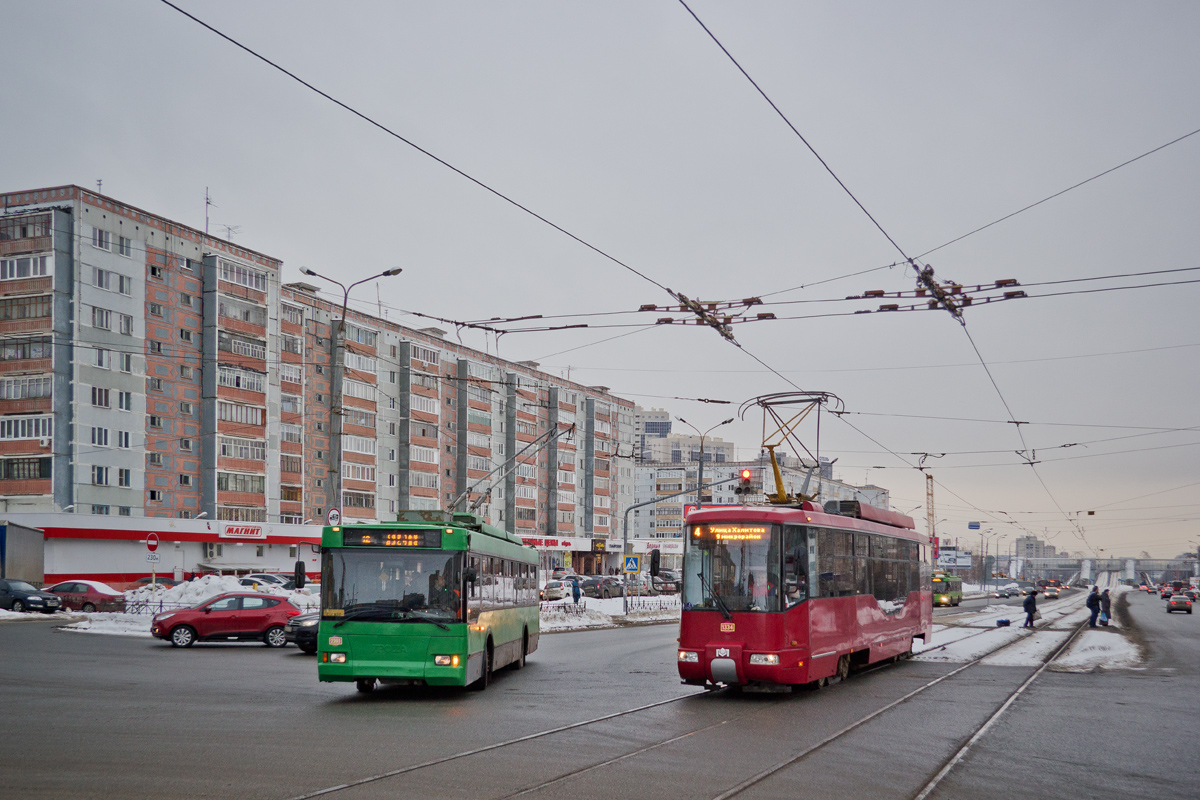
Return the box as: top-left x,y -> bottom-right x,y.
816,529 -> 856,597
869,535 -> 913,604
853,534 -> 871,596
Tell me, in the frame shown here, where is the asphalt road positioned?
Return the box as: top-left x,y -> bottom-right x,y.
1,591 -> 1194,800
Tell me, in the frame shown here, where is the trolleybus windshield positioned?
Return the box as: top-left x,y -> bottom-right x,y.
322,549 -> 463,625
684,523 -> 781,613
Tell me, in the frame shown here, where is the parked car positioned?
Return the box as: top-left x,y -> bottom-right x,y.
127,576 -> 181,590
0,579 -> 63,613
150,592 -> 302,647
1166,594 -> 1193,614
550,568 -> 577,581
44,580 -> 125,612
239,573 -> 295,591
284,612 -> 320,653
540,580 -> 568,601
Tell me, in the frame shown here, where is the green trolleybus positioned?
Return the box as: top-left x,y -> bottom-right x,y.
316,511 -> 539,693
931,572 -> 963,606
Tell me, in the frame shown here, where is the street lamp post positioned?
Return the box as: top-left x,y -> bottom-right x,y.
300,267 -> 402,522
676,417 -> 734,512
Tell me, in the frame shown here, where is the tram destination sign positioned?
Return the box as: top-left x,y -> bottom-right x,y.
693,524 -> 769,542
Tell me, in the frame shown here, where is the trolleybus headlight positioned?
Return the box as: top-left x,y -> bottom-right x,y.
328,653 -> 347,664
678,650 -> 699,662
939,596 -> 949,603
749,654 -> 779,665
433,655 -> 460,667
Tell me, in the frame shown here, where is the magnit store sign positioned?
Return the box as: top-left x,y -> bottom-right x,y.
220,524 -> 266,540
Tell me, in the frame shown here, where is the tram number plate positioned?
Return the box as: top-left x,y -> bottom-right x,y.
720,622 -> 735,633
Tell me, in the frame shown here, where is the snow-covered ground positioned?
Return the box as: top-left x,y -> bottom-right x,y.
1052,629 -> 1142,672
123,574 -> 319,613
540,594 -> 680,632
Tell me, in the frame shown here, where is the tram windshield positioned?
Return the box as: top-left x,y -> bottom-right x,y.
683,523 -> 782,613
322,549 -> 463,624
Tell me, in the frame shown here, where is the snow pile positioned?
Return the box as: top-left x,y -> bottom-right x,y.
981,630 -> 1071,666
122,574 -> 319,614
62,612 -> 153,637
539,594 -> 681,631
1052,630 -> 1142,672
0,608 -> 78,622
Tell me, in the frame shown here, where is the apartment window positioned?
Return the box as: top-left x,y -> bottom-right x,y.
149,378 -> 163,392
180,258 -> 194,272
218,365 -> 265,393
281,304 -> 303,325
217,472 -> 265,494
388,448 -> 396,461
216,506 -> 267,522
91,386 -> 110,408
0,375 -> 52,400
0,295 -> 51,321
342,435 -> 377,455
120,353 -> 133,373
118,468 -> 131,487
280,363 -> 302,384
180,293 -> 194,307
149,265 -> 163,280
148,490 -> 162,501
120,314 -> 133,336
92,307 -> 111,330
148,415 -> 163,429
148,452 -> 163,466
220,436 -> 266,461
217,331 -> 266,360
91,505 -> 110,515
281,394 -> 301,414
149,341 -> 163,354
179,474 -> 192,487
342,491 -> 375,509
91,427 -> 109,447
117,236 -> 132,257
118,274 -> 133,294
219,296 -> 268,327
180,438 -> 193,451
92,229 -> 111,250
281,485 -> 303,502
0,336 -> 51,363
0,456 -> 51,479
118,391 -> 132,410
314,422 -> 324,432
412,345 -> 439,365
281,334 -> 303,355
218,402 -> 265,425
315,365 -> 324,375
179,402 -> 194,415
345,352 -> 376,374
218,259 -> 269,292
280,454 -> 301,473
342,463 -> 376,482
91,347 -> 110,370
344,408 -> 374,428
117,431 -> 130,448
179,329 -> 193,343
281,423 -> 302,444
92,465 -> 109,485
388,474 -> 396,488
343,380 -> 376,402
0,254 -> 51,280
119,507 -> 131,516
180,365 -> 193,379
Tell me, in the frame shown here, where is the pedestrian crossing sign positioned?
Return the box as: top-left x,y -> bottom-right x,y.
624,555 -> 640,573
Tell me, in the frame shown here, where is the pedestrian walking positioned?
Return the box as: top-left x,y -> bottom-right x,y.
571,577 -> 581,605
1086,586 -> 1101,627
1099,589 -> 1112,626
1023,590 -> 1038,628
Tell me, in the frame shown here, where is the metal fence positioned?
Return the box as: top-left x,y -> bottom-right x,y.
540,600 -> 589,615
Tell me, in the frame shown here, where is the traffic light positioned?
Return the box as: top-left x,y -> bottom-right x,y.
734,468 -> 753,497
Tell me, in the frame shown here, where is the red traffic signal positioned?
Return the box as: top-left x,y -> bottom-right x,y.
735,469 -> 754,496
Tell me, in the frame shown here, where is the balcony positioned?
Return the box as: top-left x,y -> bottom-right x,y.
0,236 -> 51,257
0,397 -> 52,415
0,478 -> 51,496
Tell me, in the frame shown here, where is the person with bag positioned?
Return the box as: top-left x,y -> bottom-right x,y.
1086,586 -> 1101,627
1099,589 -> 1112,626
1023,590 -> 1039,628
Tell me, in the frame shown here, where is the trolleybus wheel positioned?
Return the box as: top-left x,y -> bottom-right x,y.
355,678 -> 376,694
835,655 -> 850,683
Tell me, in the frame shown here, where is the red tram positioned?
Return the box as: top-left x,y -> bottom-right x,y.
677,500 -> 932,689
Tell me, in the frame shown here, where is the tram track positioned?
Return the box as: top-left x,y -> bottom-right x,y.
286,593 -> 1094,800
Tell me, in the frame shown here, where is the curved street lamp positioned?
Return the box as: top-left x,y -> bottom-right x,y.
676,417 -> 735,511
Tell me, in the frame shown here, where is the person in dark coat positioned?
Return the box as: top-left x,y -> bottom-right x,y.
1086,586 -> 1101,627
571,577 -> 581,605
1022,590 -> 1038,628
1100,589 -> 1112,624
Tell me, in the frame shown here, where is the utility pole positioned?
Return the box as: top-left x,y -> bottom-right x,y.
300,267 -> 402,521
925,472 -> 936,544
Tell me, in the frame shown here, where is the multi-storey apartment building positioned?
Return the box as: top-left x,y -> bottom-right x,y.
0,186 -> 635,572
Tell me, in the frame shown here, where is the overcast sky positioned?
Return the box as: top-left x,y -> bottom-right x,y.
3,1 -> 1198,557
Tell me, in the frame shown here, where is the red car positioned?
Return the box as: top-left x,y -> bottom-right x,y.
44,580 -> 125,612
151,592 -> 302,648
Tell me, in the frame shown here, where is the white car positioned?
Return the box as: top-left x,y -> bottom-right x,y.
540,580 -> 568,601
239,573 -> 294,590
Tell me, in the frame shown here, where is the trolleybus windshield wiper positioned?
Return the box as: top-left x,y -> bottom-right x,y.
333,603 -> 402,627
398,610 -> 451,630
696,571 -> 733,620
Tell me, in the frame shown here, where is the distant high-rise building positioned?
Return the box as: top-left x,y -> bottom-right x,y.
634,406 -> 671,460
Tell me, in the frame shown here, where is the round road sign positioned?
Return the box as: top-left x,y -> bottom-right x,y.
326,508 -> 341,526
146,533 -> 160,552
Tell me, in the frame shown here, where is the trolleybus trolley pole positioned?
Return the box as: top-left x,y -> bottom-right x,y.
620,476 -> 739,615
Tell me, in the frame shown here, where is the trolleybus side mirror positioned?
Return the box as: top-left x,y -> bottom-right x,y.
464,568 -> 477,583
293,560 -> 306,590
649,549 -> 661,577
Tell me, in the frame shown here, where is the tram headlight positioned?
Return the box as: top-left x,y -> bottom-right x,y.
749,654 -> 780,665
678,650 -> 699,662
433,655 -> 460,667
